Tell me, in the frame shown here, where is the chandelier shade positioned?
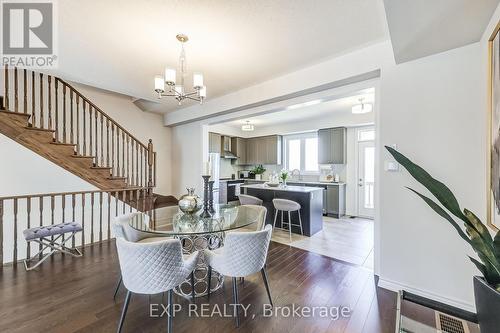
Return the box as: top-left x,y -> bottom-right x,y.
153,34 -> 206,105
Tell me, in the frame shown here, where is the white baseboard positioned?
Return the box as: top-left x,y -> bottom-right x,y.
377,277 -> 476,313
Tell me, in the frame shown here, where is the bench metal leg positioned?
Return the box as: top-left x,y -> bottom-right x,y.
23,232 -> 82,271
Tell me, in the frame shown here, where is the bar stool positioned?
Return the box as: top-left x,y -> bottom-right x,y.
272,199 -> 303,241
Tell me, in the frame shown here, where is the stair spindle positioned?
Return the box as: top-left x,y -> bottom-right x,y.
81,193 -> 85,247
131,141 -> 135,186
76,95 -> 80,154
100,113 -> 104,167
23,69 -> 27,114
70,90 -> 74,144
126,135 -> 130,184
55,79 -> 59,140
106,119 -> 110,168
89,105 -> 93,157
136,143 -> 139,186
122,131 -> 125,179
14,67 -> 18,113
4,65 -> 9,110
48,76 -> 52,131
31,71 -> 35,127
39,73 -> 44,128
117,128 -> 120,177
13,198 -> 18,265
122,190 -> 126,214
71,194 -> 76,248
63,85 -> 67,142
107,193 -> 111,241
26,198 -> 31,259
111,124 -> 115,176
38,197 -> 43,258
61,194 -> 66,245
82,101 -> 86,155
94,108 -> 98,166
99,192 -> 103,242
90,192 -> 94,244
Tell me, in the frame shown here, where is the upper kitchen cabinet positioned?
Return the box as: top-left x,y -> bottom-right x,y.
231,137 -> 247,165
246,135 -> 282,165
318,127 -> 346,164
208,132 -> 221,154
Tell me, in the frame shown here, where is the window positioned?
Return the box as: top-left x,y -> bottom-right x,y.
284,132 -> 319,174
357,128 -> 375,142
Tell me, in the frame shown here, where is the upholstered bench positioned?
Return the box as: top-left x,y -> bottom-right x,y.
23,222 -> 83,271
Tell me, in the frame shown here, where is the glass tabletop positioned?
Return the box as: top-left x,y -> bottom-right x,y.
128,204 -> 259,236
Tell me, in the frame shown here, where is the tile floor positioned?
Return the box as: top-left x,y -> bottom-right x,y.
270,216 -> 374,269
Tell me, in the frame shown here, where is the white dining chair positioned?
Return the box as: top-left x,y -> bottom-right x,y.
233,204 -> 267,231
112,212 -> 174,299
205,224 -> 273,327
238,194 -> 263,206
115,237 -> 199,333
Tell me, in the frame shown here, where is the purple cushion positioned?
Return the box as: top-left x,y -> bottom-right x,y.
23,222 -> 82,241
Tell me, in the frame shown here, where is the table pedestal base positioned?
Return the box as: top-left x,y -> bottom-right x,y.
174,232 -> 225,298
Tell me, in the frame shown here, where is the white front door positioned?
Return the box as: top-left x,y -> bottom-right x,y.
358,141 -> 375,218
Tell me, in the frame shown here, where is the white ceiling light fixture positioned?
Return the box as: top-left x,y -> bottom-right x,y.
154,34 -> 206,105
241,121 -> 255,131
351,98 -> 373,114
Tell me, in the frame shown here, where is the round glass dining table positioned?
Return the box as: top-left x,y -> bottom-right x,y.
128,204 -> 260,298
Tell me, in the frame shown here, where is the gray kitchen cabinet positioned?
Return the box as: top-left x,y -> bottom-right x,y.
318,127 -> 346,164
326,184 -> 345,218
209,132 -> 221,154
231,137 -> 248,165
246,137 -> 259,164
246,135 -> 281,165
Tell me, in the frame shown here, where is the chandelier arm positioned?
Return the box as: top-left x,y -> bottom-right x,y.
185,96 -> 202,102
184,91 -> 199,97
161,93 -> 178,97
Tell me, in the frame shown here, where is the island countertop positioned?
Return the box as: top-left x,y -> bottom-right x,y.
240,183 -> 323,193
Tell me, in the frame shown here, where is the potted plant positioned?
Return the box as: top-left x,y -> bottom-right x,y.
279,169 -> 289,186
251,165 -> 266,180
386,146 -> 500,332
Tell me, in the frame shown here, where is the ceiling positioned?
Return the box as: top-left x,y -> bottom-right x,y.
384,0 -> 500,63
55,0 -> 388,113
210,89 -> 375,136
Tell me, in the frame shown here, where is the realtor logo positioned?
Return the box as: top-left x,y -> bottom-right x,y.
1,0 -> 58,68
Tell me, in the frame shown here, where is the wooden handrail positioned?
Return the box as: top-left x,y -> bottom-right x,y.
2,65 -> 157,189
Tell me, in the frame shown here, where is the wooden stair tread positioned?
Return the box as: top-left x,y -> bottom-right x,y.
50,141 -> 76,147
71,155 -> 95,159
24,126 -> 55,133
91,166 -> 112,170
0,110 -> 30,119
108,176 -> 127,180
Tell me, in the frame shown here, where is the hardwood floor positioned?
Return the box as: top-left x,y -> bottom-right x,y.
0,241 -> 396,333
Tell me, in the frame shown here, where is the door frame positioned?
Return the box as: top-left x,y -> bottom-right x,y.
355,126 -> 375,219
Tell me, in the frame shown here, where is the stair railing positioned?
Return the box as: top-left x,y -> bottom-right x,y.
0,187 -> 160,266
2,65 -> 157,189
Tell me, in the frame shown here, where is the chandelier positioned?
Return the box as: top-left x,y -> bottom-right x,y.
154,34 -> 206,105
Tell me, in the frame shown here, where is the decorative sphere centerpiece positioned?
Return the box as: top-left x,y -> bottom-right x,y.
178,187 -> 202,214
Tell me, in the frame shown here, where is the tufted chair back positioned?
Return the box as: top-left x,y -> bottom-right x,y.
238,194 -> 263,206
116,237 -> 198,294
112,212 -> 152,242
208,224 -> 272,277
234,205 -> 267,231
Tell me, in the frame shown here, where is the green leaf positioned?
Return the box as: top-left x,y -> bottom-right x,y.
407,187 -> 472,246
385,146 -> 491,246
464,209 -> 493,244
469,256 -> 489,278
494,231 -> 500,260
466,226 -> 500,280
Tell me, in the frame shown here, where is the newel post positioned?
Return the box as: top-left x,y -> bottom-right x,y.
147,139 -> 154,193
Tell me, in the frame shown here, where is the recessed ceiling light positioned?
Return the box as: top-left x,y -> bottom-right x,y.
242,121 -> 254,131
352,98 -> 373,114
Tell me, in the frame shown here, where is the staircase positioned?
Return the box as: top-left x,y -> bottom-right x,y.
0,66 -> 177,209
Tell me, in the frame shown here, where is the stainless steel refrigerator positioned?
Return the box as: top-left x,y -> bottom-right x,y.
208,153 -> 220,203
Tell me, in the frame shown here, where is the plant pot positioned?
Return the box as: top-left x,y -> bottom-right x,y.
474,276 -> 500,333
255,174 -> 262,180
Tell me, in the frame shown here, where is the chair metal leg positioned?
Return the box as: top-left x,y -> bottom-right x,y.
113,275 -> 122,300
117,290 -> 132,333
232,277 -> 240,328
273,209 -> 278,229
207,266 -> 212,300
166,289 -> 173,333
281,210 -> 284,228
190,271 -> 196,301
298,209 -> 304,236
261,267 -> 273,307
288,211 -> 292,242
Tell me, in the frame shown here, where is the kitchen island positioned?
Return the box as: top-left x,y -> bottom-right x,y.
241,183 -> 323,236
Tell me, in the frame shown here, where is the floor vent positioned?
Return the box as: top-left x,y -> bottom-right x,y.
435,311 -> 469,333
